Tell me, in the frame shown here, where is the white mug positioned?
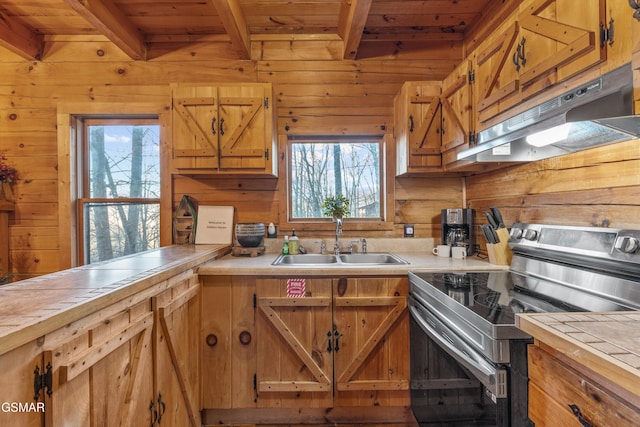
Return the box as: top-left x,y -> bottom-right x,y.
452,246 -> 467,259
432,245 -> 451,257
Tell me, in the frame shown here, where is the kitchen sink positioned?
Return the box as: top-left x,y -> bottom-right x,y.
272,254 -> 339,265
272,252 -> 408,266
339,253 -> 409,265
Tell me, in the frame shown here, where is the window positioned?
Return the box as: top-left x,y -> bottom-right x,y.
288,136 -> 383,220
79,118 -> 161,264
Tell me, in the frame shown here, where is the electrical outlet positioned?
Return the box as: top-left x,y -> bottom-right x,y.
404,224 -> 414,238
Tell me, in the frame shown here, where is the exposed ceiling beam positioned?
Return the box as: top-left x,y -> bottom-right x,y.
210,0 -> 251,59
62,0 -> 146,60
337,0 -> 372,60
0,12 -> 42,60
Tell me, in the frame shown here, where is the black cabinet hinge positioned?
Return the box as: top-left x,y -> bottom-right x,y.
600,18 -> 614,48
264,97 -> 269,109
264,149 -> 269,160
468,69 -> 475,84
468,131 -> 476,145
33,363 -> 53,400
253,293 -> 257,309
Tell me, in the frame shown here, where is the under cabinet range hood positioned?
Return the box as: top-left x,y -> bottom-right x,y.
457,63 -> 640,162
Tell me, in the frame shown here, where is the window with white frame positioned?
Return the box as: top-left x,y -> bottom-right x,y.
288,136 -> 383,220
78,118 -> 161,264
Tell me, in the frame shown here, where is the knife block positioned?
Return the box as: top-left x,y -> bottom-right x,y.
487,228 -> 512,265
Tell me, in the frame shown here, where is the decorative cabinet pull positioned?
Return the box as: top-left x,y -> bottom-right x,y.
239,330 -> 252,345
211,117 -> 217,135
219,118 -> 225,136
568,404 -> 594,427
157,393 -> 166,424
327,331 -> 333,352
513,37 -> 526,71
149,400 -> 158,427
206,333 -> 218,347
334,330 -> 340,352
409,115 -> 414,133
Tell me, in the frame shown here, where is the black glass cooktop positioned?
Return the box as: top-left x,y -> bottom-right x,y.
409,271 -> 583,326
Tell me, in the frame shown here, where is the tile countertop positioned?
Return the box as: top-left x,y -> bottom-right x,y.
0,244 -> 229,356
516,312 -> 640,405
197,238 -> 506,276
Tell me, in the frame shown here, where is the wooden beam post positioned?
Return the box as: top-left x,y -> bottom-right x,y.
337,0 -> 372,60
211,0 -> 251,59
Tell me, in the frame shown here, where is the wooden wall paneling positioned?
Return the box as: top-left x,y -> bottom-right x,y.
0,37 -> 460,278
466,140 -> 640,236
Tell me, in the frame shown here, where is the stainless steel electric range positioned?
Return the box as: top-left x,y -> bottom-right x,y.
408,223 -> 640,426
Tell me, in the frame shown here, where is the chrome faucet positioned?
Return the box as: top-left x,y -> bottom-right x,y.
334,218 -> 343,255
361,238 -> 367,254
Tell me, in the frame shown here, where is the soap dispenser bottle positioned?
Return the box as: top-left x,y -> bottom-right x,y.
289,230 -> 300,255
282,236 -> 289,255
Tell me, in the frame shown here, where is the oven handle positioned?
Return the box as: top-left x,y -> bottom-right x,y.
409,296 -> 507,399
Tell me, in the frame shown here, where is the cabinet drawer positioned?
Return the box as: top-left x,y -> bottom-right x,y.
528,344 -> 640,427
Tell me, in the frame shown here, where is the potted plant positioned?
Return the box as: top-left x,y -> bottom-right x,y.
322,194 -> 350,221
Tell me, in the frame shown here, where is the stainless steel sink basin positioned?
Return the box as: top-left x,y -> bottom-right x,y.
339,253 -> 409,265
272,252 -> 408,266
272,254 -> 338,265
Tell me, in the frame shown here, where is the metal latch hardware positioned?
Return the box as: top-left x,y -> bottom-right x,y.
264,97 -> 269,109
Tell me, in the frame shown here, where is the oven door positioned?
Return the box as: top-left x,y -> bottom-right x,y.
409,293 -> 507,399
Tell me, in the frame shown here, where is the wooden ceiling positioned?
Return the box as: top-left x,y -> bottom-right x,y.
0,0 -> 500,61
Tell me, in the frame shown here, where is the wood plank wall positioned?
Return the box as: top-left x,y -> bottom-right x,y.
0,36 -> 465,281
466,139 -> 640,251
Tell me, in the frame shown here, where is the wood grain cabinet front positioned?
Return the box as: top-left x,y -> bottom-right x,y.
472,0 -> 628,130
528,344 -> 640,427
171,84 -> 277,176
0,269 -> 200,427
394,81 -> 443,175
255,276 -> 410,410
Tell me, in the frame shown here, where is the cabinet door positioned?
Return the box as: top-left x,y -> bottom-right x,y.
200,275 -> 256,409
517,0 -> 605,95
473,20 -> 521,125
256,278 -> 333,408
441,60 -> 483,171
153,270 -> 201,427
217,85 -> 274,172
0,340 -> 47,427
172,86 -> 219,170
48,300 -> 154,427
395,82 -> 442,175
333,277 -> 410,407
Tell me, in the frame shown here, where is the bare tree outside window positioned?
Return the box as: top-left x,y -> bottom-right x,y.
289,138 -> 382,219
82,120 -> 161,264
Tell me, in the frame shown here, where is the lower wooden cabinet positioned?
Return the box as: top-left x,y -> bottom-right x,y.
0,269 -> 200,427
200,275 -> 410,424
528,344 -> 640,427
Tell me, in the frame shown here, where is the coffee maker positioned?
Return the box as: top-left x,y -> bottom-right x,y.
441,208 -> 474,255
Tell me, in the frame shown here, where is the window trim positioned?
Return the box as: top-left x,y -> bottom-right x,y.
285,134 -> 388,225
57,102 -> 171,269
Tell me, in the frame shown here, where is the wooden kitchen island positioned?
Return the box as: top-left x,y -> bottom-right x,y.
517,312 -> 640,426
0,244 -> 228,427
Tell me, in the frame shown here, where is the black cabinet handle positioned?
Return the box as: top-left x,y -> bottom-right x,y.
219,118 -> 225,136
327,331 -> 333,352
157,393 -> 166,424
149,400 -> 158,427
409,115 -> 414,133
569,404 -> 594,427
211,117 -> 217,135
334,330 -> 340,352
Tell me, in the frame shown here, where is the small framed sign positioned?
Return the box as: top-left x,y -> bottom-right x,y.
195,206 -> 234,244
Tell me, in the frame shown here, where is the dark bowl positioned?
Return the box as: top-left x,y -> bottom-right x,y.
237,235 -> 263,248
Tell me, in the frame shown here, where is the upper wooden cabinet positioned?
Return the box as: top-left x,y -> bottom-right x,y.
171,83 -> 277,176
394,81 -> 443,175
472,0 -> 630,129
